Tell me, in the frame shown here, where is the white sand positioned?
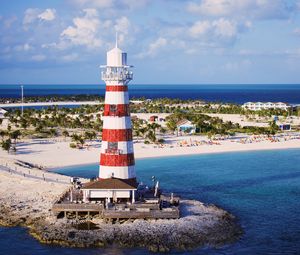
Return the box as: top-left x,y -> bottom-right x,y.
0,134 -> 299,169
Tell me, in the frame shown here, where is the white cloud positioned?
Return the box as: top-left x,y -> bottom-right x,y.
3,16 -> 17,29
23,8 -> 40,25
293,28 -> 300,36
70,0 -> 148,10
61,53 -> 79,62
60,9 -> 102,48
136,37 -> 167,58
114,16 -> 130,34
31,54 -> 46,62
213,18 -> 237,37
223,59 -> 252,71
189,18 -> 238,41
38,9 -> 56,21
189,21 -> 211,37
14,43 -> 33,52
187,0 -> 295,20
71,0 -> 114,9
23,8 -> 57,27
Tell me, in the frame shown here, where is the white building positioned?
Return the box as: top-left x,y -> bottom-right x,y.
0,108 -> 7,119
242,102 -> 291,111
176,119 -> 196,134
82,178 -> 138,206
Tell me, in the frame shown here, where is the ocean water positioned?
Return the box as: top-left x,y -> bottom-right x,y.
0,84 -> 300,104
2,149 -> 300,255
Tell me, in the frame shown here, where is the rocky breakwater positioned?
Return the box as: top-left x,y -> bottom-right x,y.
0,165 -> 242,253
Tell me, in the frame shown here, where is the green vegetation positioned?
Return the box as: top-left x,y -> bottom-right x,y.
0,98 -> 297,149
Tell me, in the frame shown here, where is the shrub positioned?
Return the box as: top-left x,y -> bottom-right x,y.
69,143 -> 76,149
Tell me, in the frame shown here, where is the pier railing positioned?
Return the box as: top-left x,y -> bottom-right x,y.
0,161 -> 71,185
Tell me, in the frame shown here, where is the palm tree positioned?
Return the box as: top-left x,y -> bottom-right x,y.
1,139 -> 11,154
0,130 -> 6,142
62,130 -> 69,140
9,130 -> 21,144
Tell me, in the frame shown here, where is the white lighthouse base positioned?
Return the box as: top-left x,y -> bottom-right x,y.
99,165 -> 136,179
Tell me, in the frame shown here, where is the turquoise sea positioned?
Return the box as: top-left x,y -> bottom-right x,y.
1,149 -> 300,254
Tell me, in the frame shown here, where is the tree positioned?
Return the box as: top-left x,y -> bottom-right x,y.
62,130 -> 69,140
268,120 -> 279,135
49,128 -> 57,137
72,134 -> 85,147
1,139 -> 11,154
0,130 -> 6,142
9,130 -> 21,144
84,131 -> 96,141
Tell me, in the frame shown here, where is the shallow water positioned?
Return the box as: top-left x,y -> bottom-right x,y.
2,149 -> 300,254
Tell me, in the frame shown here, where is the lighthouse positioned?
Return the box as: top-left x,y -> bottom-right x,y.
99,39 -> 136,180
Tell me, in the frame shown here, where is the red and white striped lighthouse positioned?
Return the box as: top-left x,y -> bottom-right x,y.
99,40 -> 136,180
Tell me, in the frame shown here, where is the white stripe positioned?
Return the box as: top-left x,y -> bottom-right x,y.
102,116 -> 132,129
101,141 -> 134,154
105,81 -> 128,86
99,166 -> 136,179
105,91 -> 129,104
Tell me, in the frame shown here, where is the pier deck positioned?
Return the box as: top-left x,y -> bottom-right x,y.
52,191 -> 180,219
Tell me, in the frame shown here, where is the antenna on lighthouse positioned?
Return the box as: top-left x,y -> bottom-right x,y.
115,31 -> 118,48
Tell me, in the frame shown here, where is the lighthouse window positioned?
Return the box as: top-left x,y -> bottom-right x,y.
108,142 -> 118,150
110,104 -> 117,112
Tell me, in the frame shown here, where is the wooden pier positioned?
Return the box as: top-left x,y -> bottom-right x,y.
52,191 -> 180,220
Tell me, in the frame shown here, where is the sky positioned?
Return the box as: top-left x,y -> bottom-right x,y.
0,0 -> 300,85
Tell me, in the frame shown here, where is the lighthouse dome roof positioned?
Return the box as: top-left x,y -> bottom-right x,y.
107,46 -> 127,67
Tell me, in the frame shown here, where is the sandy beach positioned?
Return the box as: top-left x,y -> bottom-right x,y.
0,134 -> 299,169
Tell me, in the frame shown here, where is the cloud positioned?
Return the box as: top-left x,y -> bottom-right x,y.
60,9 -> 102,48
135,37 -> 167,58
3,16 -> 17,29
23,8 -> 57,27
14,43 -> 34,52
293,28 -> 300,36
114,16 -> 130,34
71,0 -> 114,9
61,53 -> 79,62
70,0 -> 149,10
223,59 -> 252,71
38,9 -> 56,21
189,18 -> 237,38
186,18 -> 251,47
31,54 -> 46,62
187,0 -> 296,20
189,20 -> 211,37
23,8 -> 40,25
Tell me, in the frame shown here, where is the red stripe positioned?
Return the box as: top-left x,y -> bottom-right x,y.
103,104 -> 130,117
106,85 -> 128,92
102,129 -> 133,142
100,153 -> 135,166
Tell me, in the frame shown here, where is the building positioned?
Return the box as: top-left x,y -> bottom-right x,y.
0,108 -> 7,119
149,115 -> 158,122
82,178 -> 138,207
278,124 -> 291,131
176,119 -> 196,134
242,102 -> 291,111
82,39 -> 137,204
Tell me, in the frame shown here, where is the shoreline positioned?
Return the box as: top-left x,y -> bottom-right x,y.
0,162 -> 243,252
50,145 -> 300,172
0,135 -> 299,170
